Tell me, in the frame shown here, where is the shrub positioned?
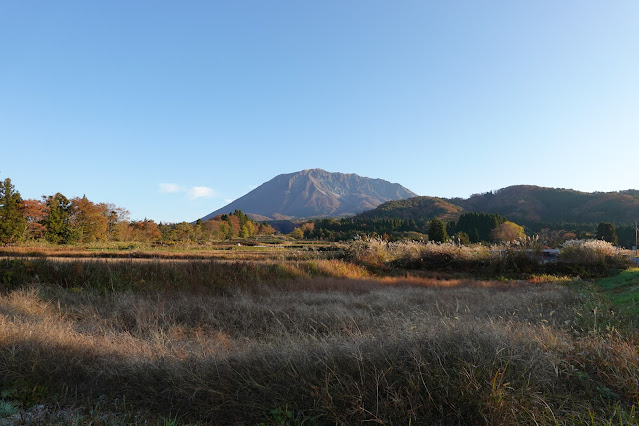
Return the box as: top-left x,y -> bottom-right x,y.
556,240 -> 633,275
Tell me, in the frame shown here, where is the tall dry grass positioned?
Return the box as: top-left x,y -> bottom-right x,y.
0,277 -> 637,424
0,257 -> 369,294
0,240 -> 345,266
559,239 -> 624,262
346,238 -> 634,277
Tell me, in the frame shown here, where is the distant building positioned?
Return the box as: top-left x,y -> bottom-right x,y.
542,249 -> 560,263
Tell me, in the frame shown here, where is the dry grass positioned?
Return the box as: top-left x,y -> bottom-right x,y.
0,241 -> 344,262
346,238 -> 634,278
1,274 -> 637,424
0,257 -> 370,295
0,244 -> 637,424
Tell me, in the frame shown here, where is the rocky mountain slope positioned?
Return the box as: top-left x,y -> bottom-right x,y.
201,169 -> 417,221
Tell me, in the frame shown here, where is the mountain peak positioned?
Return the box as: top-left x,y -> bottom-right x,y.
201,170 -> 417,221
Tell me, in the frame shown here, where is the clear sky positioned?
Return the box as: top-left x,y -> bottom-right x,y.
1,1 -> 638,223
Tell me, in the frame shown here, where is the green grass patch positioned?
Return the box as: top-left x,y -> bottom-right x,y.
594,268 -> 639,317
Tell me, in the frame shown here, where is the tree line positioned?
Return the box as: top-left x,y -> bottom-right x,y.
303,212 -> 514,243
303,217 -> 430,241
524,221 -> 634,248
159,211 -> 275,245
2,174 -> 632,247
301,211 -> 629,247
0,176 -> 274,245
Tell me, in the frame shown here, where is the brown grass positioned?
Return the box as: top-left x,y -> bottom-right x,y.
0,257 -> 370,295
0,241 -> 344,262
0,245 -> 637,423
1,275 -> 637,424
346,238 -> 635,278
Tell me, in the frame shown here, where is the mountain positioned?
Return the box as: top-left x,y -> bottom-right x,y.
201,169 -> 418,221
361,185 -> 639,224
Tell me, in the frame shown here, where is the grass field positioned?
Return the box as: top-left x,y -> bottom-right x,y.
0,245 -> 638,424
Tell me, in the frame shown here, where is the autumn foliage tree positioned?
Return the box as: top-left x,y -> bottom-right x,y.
129,220 -> 161,242
71,196 -> 108,242
21,199 -> 47,240
157,210 -> 275,243
490,221 -> 526,243
101,203 -> 130,240
32,193 -> 131,244
1,178 -> 273,245
290,227 -> 304,239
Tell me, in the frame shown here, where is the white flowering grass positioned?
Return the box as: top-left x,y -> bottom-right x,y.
559,239 -> 622,263
348,238 -> 631,274
346,238 -> 491,265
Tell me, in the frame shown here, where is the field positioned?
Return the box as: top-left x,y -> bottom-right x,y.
0,242 -> 638,425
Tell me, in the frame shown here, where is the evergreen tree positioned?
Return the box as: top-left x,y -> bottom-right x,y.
596,222 -> 618,245
453,232 -> 470,245
44,193 -> 79,244
0,178 -> 26,244
429,217 -> 449,243
615,225 -> 636,249
454,212 -> 506,242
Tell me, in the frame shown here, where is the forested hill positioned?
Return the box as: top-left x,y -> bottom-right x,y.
453,186 -> 639,224
361,185 -> 639,224
359,196 -> 463,222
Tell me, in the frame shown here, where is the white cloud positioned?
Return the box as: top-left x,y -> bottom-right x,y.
224,198 -> 234,204
159,183 -> 182,193
188,186 -> 216,199
158,183 -> 217,200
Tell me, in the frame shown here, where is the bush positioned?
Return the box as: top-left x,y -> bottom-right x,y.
559,239 -> 622,263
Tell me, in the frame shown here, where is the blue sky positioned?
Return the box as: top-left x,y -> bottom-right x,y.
1,1 -> 638,222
